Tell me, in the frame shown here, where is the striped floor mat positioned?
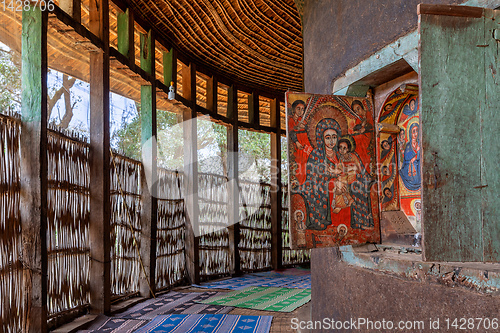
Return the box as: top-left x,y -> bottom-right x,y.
78,315 -> 146,333
192,273 -> 310,290
198,286 -> 311,312
117,291 -> 233,319
134,314 -> 272,333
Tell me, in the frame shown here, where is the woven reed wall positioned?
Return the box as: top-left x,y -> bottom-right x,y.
198,173 -> 230,278
156,168 -> 186,289
239,181 -> 272,271
0,113 -> 23,333
47,129 -> 90,317
110,154 -> 142,297
281,184 -> 310,265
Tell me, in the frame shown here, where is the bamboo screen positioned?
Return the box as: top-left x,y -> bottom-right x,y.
239,181 -> 272,271
281,184 -> 310,265
156,168 -> 186,290
110,154 -> 142,298
0,114 -> 23,333
198,173 -> 231,278
47,129 -> 90,317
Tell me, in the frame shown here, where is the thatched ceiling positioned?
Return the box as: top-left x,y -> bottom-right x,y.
127,0 -> 304,93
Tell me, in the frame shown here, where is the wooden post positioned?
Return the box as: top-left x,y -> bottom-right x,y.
248,92 -> 259,126
139,30 -> 157,297
206,76 -> 217,114
163,48 -> 177,88
227,85 -> 241,276
89,0 -> 111,314
483,8 -> 500,261
117,8 -> 134,61
182,62 -> 200,284
60,0 -> 81,23
270,98 -> 282,269
20,8 -> 48,332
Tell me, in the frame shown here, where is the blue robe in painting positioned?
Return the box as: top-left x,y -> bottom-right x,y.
400,123 -> 421,191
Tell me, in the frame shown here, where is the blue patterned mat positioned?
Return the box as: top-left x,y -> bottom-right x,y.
133,314 -> 273,333
193,272 -> 310,290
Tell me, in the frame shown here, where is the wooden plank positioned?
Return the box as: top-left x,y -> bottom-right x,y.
482,8 -> 500,261
51,6 -> 104,51
376,122 -> 401,134
89,0 -> 111,314
140,31 -> 153,77
59,0 -> 81,23
248,92 -> 259,126
206,76 -> 217,114
117,8 -> 134,61
88,0 -> 108,43
419,10 -> 484,261
182,62 -> 197,107
183,63 -> 200,284
20,8 -> 48,332
270,98 -> 282,269
140,29 -> 157,296
163,48 -> 177,89
418,4 -> 484,18
236,121 -> 275,134
51,315 -> 98,333
227,84 -> 241,276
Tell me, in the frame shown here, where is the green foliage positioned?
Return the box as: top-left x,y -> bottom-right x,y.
238,129 -> 270,182
112,103 -> 180,161
0,48 -> 21,114
110,104 -> 281,183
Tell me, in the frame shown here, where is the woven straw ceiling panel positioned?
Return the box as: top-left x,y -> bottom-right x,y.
128,0 -> 303,93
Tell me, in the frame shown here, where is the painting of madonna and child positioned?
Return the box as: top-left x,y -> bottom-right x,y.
286,92 -> 380,249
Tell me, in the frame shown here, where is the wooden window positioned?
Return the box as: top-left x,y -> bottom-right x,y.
419,4 -> 500,262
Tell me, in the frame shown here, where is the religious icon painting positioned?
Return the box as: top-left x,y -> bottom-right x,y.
286,92 -> 380,249
377,84 -> 421,232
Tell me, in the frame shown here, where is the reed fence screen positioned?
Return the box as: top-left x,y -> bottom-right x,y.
110,154 -> 142,298
281,184 -> 310,265
198,173 -> 231,279
47,129 -> 90,318
156,168 -> 186,290
0,114 -> 22,333
0,113 -> 307,332
238,180 -> 272,271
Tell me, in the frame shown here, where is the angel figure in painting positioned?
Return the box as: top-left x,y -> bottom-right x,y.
351,100 -> 373,135
294,210 -> 306,230
400,123 -> 421,191
289,100 -> 313,185
402,98 -> 418,117
303,118 -> 343,230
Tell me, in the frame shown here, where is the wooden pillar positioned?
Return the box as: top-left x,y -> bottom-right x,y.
139,30 -> 157,297
248,92 -> 259,126
270,98 -> 282,269
60,0 -> 81,23
117,8 -> 134,61
89,0 -> 111,314
20,8 -> 48,332
163,48 -> 177,88
182,62 -> 200,284
227,85 -> 241,276
206,76 -> 217,114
